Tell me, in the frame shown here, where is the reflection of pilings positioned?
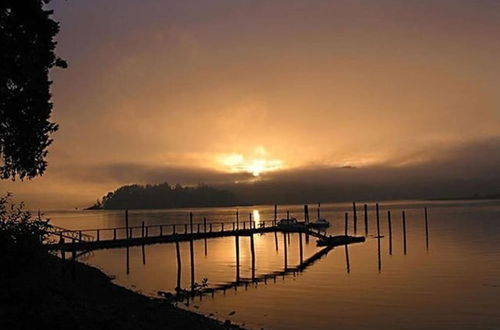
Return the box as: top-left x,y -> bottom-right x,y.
283,232 -> 288,270
424,208 -> 429,251
126,245 -> 130,275
387,210 -> 393,255
141,244 -> 146,265
175,241 -> 181,290
353,202 -> 357,234
364,204 -> 368,236
189,239 -> 195,290
345,244 -> 350,274
402,211 -> 407,255
235,235 -> 240,283
204,238 -> 207,257
250,234 -> 255,281
299,232 -> 303,264
193,245 -> 335,298
377,235 -> 381,273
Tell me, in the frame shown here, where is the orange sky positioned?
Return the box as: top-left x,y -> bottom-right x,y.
2,0 -> 500,208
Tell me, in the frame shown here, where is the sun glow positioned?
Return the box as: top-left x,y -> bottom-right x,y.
219,147 -> 282,176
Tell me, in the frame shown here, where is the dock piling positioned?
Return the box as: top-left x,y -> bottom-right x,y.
344,212 -> 348,236
364,204 -> 368,236
353,202 -> 357,234
388,210 -> 392,255
402,210 -> 407,255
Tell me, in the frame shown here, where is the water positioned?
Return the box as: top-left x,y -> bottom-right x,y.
46,200 -> 500,329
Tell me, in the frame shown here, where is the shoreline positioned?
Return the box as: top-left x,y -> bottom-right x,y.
0,252 -> 242,330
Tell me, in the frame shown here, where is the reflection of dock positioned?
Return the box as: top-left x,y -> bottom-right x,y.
194,245 -> 335,297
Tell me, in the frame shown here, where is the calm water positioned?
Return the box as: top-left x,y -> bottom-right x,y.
47,200 -> 500,329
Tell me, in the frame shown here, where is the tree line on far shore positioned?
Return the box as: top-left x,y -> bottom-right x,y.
88,183 -> 242,210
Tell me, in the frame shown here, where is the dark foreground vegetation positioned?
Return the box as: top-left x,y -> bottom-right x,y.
88,183 -> 241,210
0,195 -> 239,330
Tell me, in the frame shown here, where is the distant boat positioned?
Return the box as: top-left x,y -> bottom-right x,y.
309,202 -> 330,228
310,218 -> 330,228
277,218 -> 305,229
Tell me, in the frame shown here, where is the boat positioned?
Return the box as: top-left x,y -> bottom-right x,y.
309,218 -> 330,229
277,218 -> 305,230
308,202 -> 330,228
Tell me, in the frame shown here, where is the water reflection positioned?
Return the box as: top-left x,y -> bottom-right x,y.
54,201 -> 500,330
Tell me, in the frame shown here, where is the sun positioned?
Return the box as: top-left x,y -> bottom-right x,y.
219,148 -> 282,177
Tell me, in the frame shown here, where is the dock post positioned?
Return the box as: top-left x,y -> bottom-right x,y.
376,203 -> 380,238
353,202 -> 357,234
344,212 -> 348,236
173,224 -> 176,235
221,223 -> 224,232
197,223 -> 200,233
71,238 -> 76,279
243,222 -> 246,230
304,205 -> 309,224
78,231 -> 82,242
189,239 -> 195,291
232,222 -> 235,231
125,209 -> 129,240
204,217 -> 207,233
175,241 -> 181,290
141,221 -> 145,238
424,207 -> 429,251
160,225 -> 163,237
274,231 -> 278,252
190,212 -> 193,234
96,229 -> 100,242
388,210 -> 392,255
113,228 -> 117,240
364,204 -> 368,236
184,224 -> 188,234
146,226 -> 149,237
402,211 -> 407,255
317,202 -> 321,219
236,209 -> 239,230
249,213 -> 252,229
129,227 -> 133,239
59,235 -> 65,261
274,204 -> 277,226
299,231 -> 304,265
283,232 -> 288,270
210,223 -> 212,232
250,233 -> 255,281
235,235 -> 240,283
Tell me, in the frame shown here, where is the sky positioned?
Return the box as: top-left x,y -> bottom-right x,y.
2,0 -> 500,208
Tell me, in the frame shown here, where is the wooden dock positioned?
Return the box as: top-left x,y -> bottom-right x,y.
46,215 -> 366,252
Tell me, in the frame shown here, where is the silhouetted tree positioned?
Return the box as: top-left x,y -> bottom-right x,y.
0,0 -> 66,180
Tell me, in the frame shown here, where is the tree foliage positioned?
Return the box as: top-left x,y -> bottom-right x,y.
0,193 -> 51,268
0,0 -> 66,180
